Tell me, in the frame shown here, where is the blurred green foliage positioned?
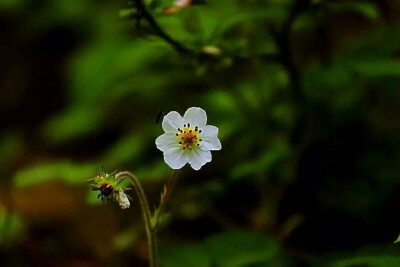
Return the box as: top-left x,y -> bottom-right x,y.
159,231 -> 279,267
0,0 -> 400,266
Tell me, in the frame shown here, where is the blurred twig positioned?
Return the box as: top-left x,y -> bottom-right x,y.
128,0 -> 287,63
271,0 -> 314,145
133,0 -> 191,54
272,0 -> 312,104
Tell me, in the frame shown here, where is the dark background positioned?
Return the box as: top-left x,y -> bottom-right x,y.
0,0 -> 399,266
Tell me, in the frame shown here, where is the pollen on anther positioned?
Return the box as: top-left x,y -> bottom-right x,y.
184,131 -> 186,133
189,130 -> 192,133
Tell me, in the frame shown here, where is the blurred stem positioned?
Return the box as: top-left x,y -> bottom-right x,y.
133,0 -> 190,54
154,170 -> 178,229
116,171 -> 158,267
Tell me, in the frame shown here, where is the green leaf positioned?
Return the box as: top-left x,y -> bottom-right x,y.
13,161 -> 97,187
100,132 -> 146,166
0,0 -> 25,12
0,209 -> 22,246
159,231 -> 279,267
327,3 -> 379,20
214,8 -> 287,38
231,143 -> 291,179
394,234 -> 400,244
205,230 -> 279,266
160,243 -> 210,267
118,8 -> 137,19
42,106 -> 103,143
332,256 -> 400,267
351,60 -> 400,77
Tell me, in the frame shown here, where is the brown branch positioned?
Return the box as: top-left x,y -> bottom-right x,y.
134,0 -> 190,54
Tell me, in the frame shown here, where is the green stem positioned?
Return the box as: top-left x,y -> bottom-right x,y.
154,170 -> 178,229
116,171 -> 157,267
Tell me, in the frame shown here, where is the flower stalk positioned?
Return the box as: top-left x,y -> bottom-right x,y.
115,171 -> 158,267
153,170 -> 178,229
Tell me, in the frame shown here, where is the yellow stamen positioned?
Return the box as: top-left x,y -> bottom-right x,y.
177,126 -> 202,150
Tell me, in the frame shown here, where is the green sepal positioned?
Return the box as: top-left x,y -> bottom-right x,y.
99,165 -> 106,178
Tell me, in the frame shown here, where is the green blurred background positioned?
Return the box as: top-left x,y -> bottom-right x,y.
1,0 -> 400,266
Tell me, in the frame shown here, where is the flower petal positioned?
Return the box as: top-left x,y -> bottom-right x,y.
185,148 -> 212,170
118,190 -> 130,209
156,133 -> 178,152
201,137 -> 221,151
200,125 -> 221,150
201,125 -> 218,137
162,111 -> 184,132
183,107 -> 207,127
164,147 -> 187,169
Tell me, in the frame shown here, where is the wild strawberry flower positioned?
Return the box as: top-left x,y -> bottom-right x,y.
156,107 -> 222,170
90,167 -> 130,209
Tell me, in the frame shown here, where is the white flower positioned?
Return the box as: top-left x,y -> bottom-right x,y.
156,107 -> 222,170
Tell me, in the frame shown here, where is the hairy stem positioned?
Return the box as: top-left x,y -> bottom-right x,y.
154,170 -> 178,229
116,171 -> 158,267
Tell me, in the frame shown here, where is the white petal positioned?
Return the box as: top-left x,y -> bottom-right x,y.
183,107 -> 207,127
200,137 -> 221,151
164,147 -> 187,169
199,125 -> 221,150
118,190 -> 130,209
162,111 -> 184,132
156,133 -> 179,152
201,125 -> 219,138
185,148 -> 212,170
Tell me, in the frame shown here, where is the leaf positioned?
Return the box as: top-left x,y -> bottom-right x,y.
0,208 -> 23,246
118,8 -> 137,19
42,106 -> 103,143
351,60 -> 400,77
231,143 -> 291,179
159,230 -> 279,267
394,234 -> 400,244
205,230 -> 279,266
327,3 -> 379,20
206,90 -> 237,114
214,8 -> 287,38
100,132 -> 146,166
160,243 -> 210,267
332,256 -> 400,267
13,161 -> 97,187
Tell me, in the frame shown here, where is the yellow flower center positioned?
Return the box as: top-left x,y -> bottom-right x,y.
176,123 -> 203,150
